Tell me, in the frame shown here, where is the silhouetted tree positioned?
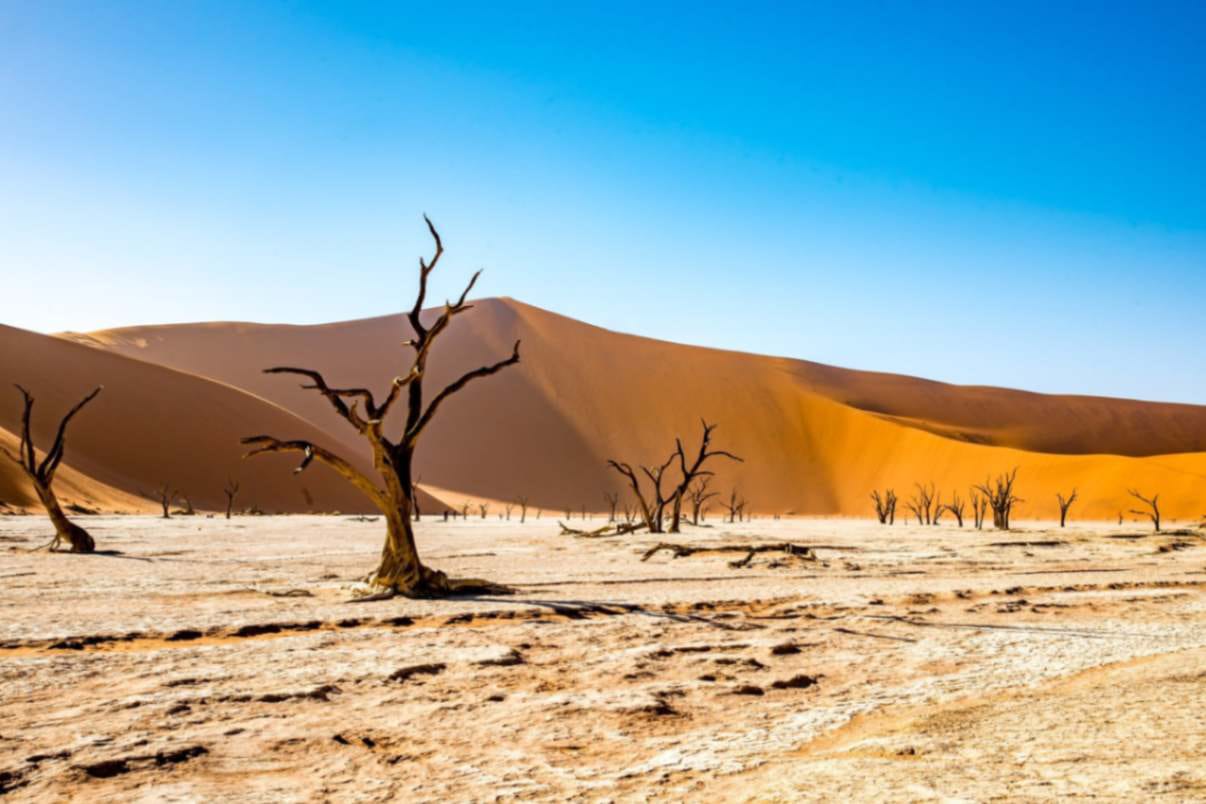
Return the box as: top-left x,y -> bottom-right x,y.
971,488 -> 988,529
603,491 -> 619,523
1128,488 -> 1161,532
223,477 -> 240,519
975,468 -> 1022,530
243,216 -> 520,598
941,492 -> 966,528
666,421 -> 742,533
156,483 -> 178,520
870,489 -> 897,525
689,476 -> 718,525
1056,489 -> 1078,528
516,495 -> 529,523
2,385 -> 101,553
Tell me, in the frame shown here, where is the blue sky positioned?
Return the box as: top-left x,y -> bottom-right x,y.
2,2 -> 1204,402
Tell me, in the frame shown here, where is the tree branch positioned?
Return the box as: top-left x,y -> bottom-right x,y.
407,340 -> 520,443
241,435 -> 389,510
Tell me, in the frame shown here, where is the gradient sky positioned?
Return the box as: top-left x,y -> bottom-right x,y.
3,2 -> 1205,403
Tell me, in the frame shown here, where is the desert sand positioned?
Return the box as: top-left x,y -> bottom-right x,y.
1,515 -> 1203,800
35,298 -> 1206,520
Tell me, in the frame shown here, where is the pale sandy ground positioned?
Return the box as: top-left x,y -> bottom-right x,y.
1,515 -> 1203,802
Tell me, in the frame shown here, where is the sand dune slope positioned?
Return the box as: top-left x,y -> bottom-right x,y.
62,299 -> 1206,521
0,324 -> 443,515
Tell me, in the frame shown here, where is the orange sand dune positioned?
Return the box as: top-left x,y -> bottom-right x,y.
0,324 -> 446,515
0,427 -> 156,514
61,298 -> 1206,521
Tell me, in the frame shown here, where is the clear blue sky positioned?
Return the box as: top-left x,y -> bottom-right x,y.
2,2 -> 1204,403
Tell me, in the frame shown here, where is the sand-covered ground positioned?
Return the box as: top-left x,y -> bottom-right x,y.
1,515 -> 1204,801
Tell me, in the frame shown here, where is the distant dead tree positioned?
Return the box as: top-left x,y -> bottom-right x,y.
870,489 -> 897,525
912,483 -> 937,525
975,468 -> 1022,530
970,488 -> 988,529
516,496 -> 529,523
156,483 -> 179,519
478,503 -> 489,520
223,477 -> 240,519
603,491 -> 619,523
723,489 -> 745,523
178,495 -> 196,516
242,216 -> 520,598
941,492 -> 966,528
1056,489 -> 1078,528
504,501 -> 515,521
621,502 -> 636,526
460,501 -> 471,520
689,476 -> 719,525
2,385 -> 102,553
1127,489 -> 1161,532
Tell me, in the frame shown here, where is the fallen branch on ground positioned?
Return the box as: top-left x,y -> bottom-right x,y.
640,542 -> 817,565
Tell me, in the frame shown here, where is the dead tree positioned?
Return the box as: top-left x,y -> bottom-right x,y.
607,451 -> 675,533
516,496 -> 529,524
2,385 -> 102,553
1127,489 -> 1161,532
971,489 -> 988,529
941,492 -> 966,528
914,482 -> 937,525
460,501 -> 471,520
603,491 -> 619,523
1056,489 -> 1078,528
975,468 -> 1022,530
478,503 -> 489,520
243,216 -> 520,598
689,476 -> 718,525
870,489 -> 897,525
621,502 -> 636,526
156,483 -> 178,519
223,477 -> 240,519
667,421 -> 742,533
723,489 -> 745,523
504,501 -> 515,521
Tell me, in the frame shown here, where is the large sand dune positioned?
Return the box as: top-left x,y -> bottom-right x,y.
57,298 -> 1206,521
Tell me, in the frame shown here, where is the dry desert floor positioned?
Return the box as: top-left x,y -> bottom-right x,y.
1,515 -> 1204,801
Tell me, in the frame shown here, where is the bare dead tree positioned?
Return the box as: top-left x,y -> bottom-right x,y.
941,491 -> 966,528
2,385 -> 102,553
242,216 -> 520,598
603,491 -> 619,523
478,503 -> 489,520
156,483 -> 178,520
223,477 -> 240,519
179,495 -> 196,516
667,421 -> 742,533
689,476 -> 718,525
970,488 -> 988,529
722,489 -> 745,523
1056,488 -> 1078,528
914,482 -> 937,525
975,468 -> 1022,530
504,501 -> 515,521
516,496 -> 529,524
1127,489 -> 1161,532
621,501 -> 636,526
870,489 -> 897,525
607,451 -> 675,533
460,501 -> 471,520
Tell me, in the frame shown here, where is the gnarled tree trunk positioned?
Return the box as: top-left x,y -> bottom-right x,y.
3,385 -> 102,553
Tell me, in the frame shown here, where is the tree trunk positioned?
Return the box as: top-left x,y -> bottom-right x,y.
36,483 -> 94,553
